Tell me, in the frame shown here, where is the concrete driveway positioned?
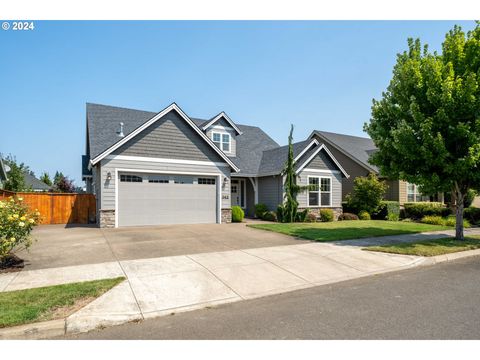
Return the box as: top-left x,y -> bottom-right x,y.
18,222 -> 302,270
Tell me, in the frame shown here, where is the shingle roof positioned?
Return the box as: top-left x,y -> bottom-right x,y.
23,172 -> 51,191
312,130 -> 378,173
257,140 -> 311,176
85,103 -> 279,176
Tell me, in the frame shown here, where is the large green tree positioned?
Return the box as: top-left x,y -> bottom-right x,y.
365,23 -> 480,240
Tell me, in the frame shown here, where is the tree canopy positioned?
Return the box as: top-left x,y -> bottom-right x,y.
365,23 -> 480,240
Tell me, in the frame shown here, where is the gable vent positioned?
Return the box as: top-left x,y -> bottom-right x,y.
117,122 -> 125,137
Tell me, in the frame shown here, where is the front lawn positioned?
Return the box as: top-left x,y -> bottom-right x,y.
0,277 -> 125,328
365,236 -> 480,257
248,220 -> 449,242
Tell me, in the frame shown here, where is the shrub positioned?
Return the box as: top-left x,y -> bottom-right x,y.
345,173 -> 387,214
276,204 -> 285,223
464,207 -> 480,225
305,213 -> 317,222
0,197 -> 40,264
358,210 -> 371,220
444,215 -> 471,228
296,209 -> 309,222
319,209 -> 334,222
420,215 -> 445,226
464,189 -> 477,208
404,202 -> 451,219
373,201 -> 400,221
254,203 -> 268,219
338,212 -> 359,221
263,211 -> 277,222
231,206 -> 244,223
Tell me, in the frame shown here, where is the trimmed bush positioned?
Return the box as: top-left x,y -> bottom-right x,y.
231,206 -> 244,223
254,203 -> 268,219
420,215 -> 445,226
338,212 -> 359,221
263,211 -> 277,222
464,207 -> 480,225
319,209 -> 334,222
305,213 -> 317,222
404,202 -> 451,219
373,201 -> 400,221
358,210 -> 371,220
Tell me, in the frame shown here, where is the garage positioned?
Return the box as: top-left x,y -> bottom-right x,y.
117,172 -> 218,227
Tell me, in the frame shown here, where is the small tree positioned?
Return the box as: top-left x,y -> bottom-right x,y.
2,156 -> 28,192
54,175 -> 76,193
39,172 -> 52,186
280,125 -> 311,223
53,171 -> 64,186
365,24 -> 480,240
345,173 -> 387,215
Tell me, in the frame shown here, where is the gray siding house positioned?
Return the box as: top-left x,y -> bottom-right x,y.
83,102 -> 349,228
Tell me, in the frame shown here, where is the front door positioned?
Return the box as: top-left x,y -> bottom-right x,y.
231,179 -> 244,208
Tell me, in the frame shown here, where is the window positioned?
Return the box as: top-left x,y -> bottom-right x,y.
148,175 -> 169,183
120,174 -> 143,182
308,176 -> 331,206
198,178 -> 216,185
212,132 -> 231,153
407,183 -> 430,202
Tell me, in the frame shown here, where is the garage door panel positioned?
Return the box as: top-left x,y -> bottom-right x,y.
118,173 -> 217,227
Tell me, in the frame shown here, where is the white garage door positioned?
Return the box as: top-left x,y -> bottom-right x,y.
118,172 -> 218,227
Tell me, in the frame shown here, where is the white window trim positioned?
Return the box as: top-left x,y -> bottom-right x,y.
307,175 -> 333,207
212,131 -> 232,154
406,182 -> 429,202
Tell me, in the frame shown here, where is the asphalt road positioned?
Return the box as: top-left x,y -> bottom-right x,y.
62,256 -> 480,340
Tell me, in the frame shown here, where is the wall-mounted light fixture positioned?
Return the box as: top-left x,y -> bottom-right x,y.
106,172 -> 112,180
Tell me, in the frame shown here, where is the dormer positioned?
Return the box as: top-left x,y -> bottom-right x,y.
202,112 -> 242,157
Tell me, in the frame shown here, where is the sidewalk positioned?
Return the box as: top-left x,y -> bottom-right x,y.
1,228 -> 479,338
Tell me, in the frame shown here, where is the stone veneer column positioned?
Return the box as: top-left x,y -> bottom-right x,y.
99,209 -> 115,228
298,207 -> 343,220
221,208 -> 232,223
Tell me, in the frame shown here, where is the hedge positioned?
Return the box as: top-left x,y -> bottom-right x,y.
373,201 -> 400,221
403,202 -> 451,219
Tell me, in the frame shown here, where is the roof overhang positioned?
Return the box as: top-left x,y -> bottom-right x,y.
295,143 -> 350,178
201,112 -> 243,135
309,130 -> 378,174
294,139 -> 319,162
89,103 -> 240,173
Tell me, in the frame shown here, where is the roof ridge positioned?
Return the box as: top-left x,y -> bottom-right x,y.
317,130 -> 373,141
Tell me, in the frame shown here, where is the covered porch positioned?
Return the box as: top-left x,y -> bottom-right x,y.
230,176 -> 258,217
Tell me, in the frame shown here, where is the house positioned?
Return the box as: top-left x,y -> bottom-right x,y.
309,130 -> 443,205
82,102 -> 349,228
0,157 -> 7,189
23,172 -> 52,192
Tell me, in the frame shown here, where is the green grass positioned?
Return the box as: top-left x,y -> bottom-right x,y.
248,220 -> 450,242
365,236 -> 480,257
0,277 -> 125,328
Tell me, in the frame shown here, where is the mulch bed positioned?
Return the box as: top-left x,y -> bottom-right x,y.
0,254 -> 24,273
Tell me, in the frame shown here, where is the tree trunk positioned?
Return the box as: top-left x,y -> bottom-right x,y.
455,185 -> 465,241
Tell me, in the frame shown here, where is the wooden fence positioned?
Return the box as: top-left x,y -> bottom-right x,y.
0,190 -> 96,225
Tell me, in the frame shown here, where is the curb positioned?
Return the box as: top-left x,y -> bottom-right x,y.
2,248 -> 480,339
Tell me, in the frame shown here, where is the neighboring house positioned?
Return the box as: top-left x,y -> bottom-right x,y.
83,103 -> 349,228
309,130 -> 443,205
0,157 -> 7,189
23,172 -> 52,192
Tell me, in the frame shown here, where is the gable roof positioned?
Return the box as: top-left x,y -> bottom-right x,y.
87,103 -> 240,172
310,130 -> 378,173
24,172 -> 52,191
201,112 -> 243,135
295,143 -> 349,177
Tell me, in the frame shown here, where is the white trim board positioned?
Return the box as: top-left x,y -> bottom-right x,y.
114,167 -> 223,228
201,112 -> 243,135
104,154 -> 229,167
295,143 -> 350,178
90,103 -> 240,173
294,139 -> 319,162
307,175 -> 333,208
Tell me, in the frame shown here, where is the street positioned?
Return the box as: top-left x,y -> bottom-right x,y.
61,256 -> 480,340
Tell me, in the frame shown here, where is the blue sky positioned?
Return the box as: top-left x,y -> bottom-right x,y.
0,20 -> 476,185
